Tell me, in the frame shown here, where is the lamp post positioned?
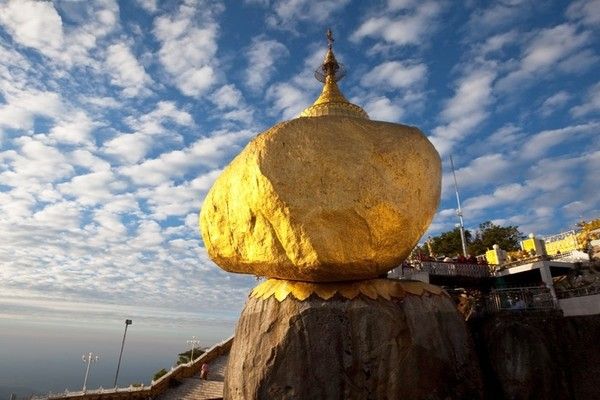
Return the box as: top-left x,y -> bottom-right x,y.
82,352 -> 99,391
113,319 -> 132,388
187,336 -> 201,364
450,155 -> 468,257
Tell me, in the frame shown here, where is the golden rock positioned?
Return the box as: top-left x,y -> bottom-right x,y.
199,33 -> 441,282
199,115 -> 441,281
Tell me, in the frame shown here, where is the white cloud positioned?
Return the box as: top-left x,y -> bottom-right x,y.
566,0 -> 600,26
120,129 -> 253,186
69,149 -> 111,172
429,69 -> 496,156
361,61 -> 427,90
351,1 -> 442,47
0,0 -> 64,57
267,82 -> 311,119
49,111 -> 95,146
33,201 -> 81,230
486,124 -> 524,147
557,49 -> 599,73
570,82 -> 600,117
463,183 -> 534,213
103,101 -> 194,164
520,122 -> 600,160
363,96 -> 404,122
444,153 -> 512,193
474,30 -> 519,56
522,24 -> 589,71
0,90 -> 63,131
105,42 -> 153,97
136,0 -> 158,13
208,85 -> 255,126
210,84 -> 243,110
59,170 -> 127,206
140,169 -> 223,219
540,91 -> 571,116
441,70 -> 496,122
2,137 -> 74,183
255,0 -> 351,29
467,0 -> 534,35
245,36 -> 289,91
81,96 -> 121,109
153,1 -> 222,97
496,24 -> 591,91
103,132 -> 155,164
222,108 -> 255,125
0,0 -> 119,66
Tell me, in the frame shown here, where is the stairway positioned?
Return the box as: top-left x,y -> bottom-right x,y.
158,354 -> 228,400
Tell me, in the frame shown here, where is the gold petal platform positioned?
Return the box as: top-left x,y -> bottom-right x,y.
250,278 -> 447,302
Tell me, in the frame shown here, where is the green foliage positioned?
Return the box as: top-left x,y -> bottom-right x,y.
421,221 -> 524,258
468,221 -> 524,256
177,348 -> 205,365
429,227 -> 472,257
153,368 -> 168,381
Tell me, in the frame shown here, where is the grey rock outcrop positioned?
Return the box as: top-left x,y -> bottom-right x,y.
224,291 -> 482,400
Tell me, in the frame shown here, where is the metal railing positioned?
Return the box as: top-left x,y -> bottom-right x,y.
556,282 -> 600,299
497,255 -> 547,270
485,286 -> 556,312
399,261 -> 491,279
29,336 -> 233,400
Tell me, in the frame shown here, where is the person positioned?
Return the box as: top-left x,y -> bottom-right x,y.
200,363 -> 209,380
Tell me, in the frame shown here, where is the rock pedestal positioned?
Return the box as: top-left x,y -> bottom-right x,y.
224,280 -> 482,400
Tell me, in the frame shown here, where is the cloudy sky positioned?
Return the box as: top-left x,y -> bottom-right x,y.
0,0 -> 599,319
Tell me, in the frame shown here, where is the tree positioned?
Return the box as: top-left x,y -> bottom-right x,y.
468,221 -> 523,256
428,227 -> 472,257
177,348 -> 205,365
153,368 -> 168,381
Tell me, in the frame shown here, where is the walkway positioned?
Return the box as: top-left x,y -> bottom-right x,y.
157,354 -> 228,400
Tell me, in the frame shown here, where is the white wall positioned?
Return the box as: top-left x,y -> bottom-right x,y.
559,294 -> 600,316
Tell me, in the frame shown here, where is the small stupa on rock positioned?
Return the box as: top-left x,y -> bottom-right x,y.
200,29 -> 441,283
199,30 -> 482,400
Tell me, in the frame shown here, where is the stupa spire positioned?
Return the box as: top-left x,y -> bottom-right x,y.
299,29 -> 369,119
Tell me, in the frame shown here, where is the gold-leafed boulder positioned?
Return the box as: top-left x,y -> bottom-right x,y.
200,34 -> 441,282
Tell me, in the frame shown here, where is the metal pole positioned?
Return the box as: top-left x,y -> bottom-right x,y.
82,353 -> 94,391
450,155 -> 468,257
187,336 -> 201,364
114,319 -> 132,388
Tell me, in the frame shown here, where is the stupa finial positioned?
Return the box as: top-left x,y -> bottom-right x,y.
299,29 -> 368,119
326,28 -> 334,49
316,29 -> 344,83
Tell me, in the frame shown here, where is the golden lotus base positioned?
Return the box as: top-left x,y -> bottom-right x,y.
250,278 -> 446,302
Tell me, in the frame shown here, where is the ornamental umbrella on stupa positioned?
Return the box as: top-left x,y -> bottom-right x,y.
199,30 -> 482,400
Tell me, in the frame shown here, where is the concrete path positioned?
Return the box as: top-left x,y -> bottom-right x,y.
157,354 -> 228,400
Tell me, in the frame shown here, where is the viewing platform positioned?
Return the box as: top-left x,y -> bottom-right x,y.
389,261 -> 492,287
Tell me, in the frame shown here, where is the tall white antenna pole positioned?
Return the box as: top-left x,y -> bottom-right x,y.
450,155 -> 468,257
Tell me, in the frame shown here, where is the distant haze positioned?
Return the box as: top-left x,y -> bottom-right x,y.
0,297 -> 236,399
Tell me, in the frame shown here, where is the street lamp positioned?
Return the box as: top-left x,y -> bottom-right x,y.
82,352 -> 99,391
187,336 -> 201,364
113,319 -> 132,388
450,155 -> 468,257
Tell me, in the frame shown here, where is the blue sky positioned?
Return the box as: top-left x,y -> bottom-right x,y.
0,0 -> 599,320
